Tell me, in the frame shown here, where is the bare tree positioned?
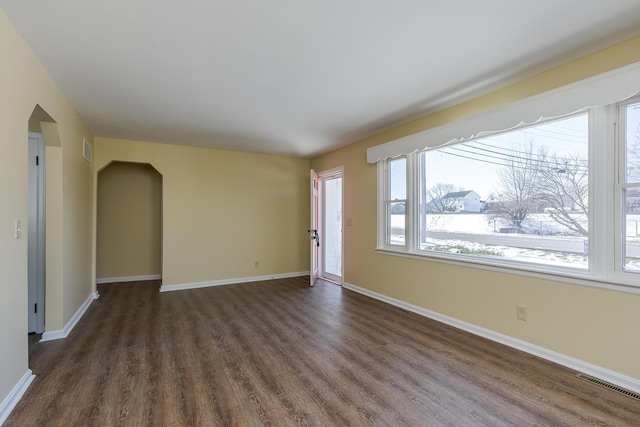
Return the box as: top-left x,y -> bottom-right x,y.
536,148 -> 588,236
426,183 -> 461,213
493,144 -> 540,228
493,142 -> 588,235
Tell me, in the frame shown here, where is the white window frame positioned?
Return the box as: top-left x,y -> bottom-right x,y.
378,156 -> 410,250
375,93 -> 640,293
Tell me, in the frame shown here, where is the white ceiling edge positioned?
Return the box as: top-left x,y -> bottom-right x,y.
367,61 -> 640,163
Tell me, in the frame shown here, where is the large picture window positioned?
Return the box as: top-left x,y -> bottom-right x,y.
418,113 -> 589,269
377,94 -> 640,288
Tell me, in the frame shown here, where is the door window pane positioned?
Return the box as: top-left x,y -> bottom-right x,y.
324,177 -> 342,277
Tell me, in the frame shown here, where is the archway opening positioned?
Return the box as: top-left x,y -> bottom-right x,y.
96,161 -> 163,285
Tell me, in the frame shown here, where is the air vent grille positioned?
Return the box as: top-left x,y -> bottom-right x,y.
83,138 -> 92,162
575,374 -> 640,401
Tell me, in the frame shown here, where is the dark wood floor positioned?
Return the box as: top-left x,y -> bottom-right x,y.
6,277 -> 640,426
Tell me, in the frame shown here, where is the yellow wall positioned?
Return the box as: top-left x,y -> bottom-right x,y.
94,137 -> 310,286
311,36 -> 640,380
97,162 -> 162,279
0,8 -> 94,405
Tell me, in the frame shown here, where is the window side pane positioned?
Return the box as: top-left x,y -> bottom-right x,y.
388,202 -> 406,246
625,102 -> 640,183
623,102 -> 640,272
419,114 -> 589,269
623,189 -> 640,271
389,158 -> 406,200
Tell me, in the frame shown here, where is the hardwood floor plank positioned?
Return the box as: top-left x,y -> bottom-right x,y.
6,277 -> 640,426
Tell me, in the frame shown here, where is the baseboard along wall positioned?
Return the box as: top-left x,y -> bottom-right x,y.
96,274 -> 162,284
160,271 -> 309,292
0,370 -> 35,425
40,291 -> 99,342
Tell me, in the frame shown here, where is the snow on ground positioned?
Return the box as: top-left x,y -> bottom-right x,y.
391,213 -> 587,236
389,213 -> 640,269
424,213 -> 586,235
393,213 -> 640,237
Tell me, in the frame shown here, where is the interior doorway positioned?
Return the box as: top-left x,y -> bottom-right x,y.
318,167 -> 343,284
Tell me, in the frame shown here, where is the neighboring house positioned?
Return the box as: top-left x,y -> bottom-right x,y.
484,194 -> 508,213
440,190 -> 483,213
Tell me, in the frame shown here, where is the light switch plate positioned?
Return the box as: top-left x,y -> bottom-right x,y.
15,220 -> 22,239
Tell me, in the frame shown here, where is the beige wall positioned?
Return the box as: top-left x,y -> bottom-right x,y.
0,7 -> 94,406
97,162 -> 162,279
312,36 -> 640,380
94,138 -> 310,286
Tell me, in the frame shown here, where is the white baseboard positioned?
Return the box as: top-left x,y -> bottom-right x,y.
160,271 -> 309,292
97,274 -> 162,284
342,281 -> 640,394
0,370 -> 35,425
40,291 -> 99,342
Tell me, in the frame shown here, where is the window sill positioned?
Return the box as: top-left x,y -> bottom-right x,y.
375,247 -> 640,295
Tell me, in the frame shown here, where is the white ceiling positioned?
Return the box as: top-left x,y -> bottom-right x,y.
3,1 -> 640,157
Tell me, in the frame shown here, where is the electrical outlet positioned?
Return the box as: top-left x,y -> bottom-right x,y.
516,306 -> 527,321
254,261 -> 260,268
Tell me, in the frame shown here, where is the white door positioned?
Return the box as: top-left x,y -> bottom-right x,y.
309,169 -> 319,286
28,133 -> 45,333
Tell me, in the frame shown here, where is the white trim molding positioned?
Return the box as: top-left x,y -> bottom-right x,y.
0,370 -> 35,425
96,274 -> 162,284
342,281 -> 640,394
160,271 -> 310,292
40,291 -> 99,342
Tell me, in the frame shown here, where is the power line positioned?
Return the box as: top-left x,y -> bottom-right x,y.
431,149 -> 589,174
438,144 -> 589,173
456,142 -> 588,170
471,140 -> 587,164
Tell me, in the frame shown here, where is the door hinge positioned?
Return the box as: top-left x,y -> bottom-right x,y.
36,156 -> 39,166
34,303 -> 38,314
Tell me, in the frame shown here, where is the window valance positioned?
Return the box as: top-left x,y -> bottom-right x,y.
366,62 -> 640,164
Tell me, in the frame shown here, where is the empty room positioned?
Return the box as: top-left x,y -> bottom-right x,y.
2,1 -> 640,425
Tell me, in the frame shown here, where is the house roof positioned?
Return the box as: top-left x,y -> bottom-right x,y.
2,1 -> 640,157
443,191 -> 475,199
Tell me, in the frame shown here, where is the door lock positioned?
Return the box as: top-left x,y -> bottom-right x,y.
308,229 -> 320,247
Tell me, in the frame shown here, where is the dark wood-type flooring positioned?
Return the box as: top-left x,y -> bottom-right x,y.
6,277 -> 640,426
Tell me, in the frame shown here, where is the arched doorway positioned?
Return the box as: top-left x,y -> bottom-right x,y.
96,161 -> 163,284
